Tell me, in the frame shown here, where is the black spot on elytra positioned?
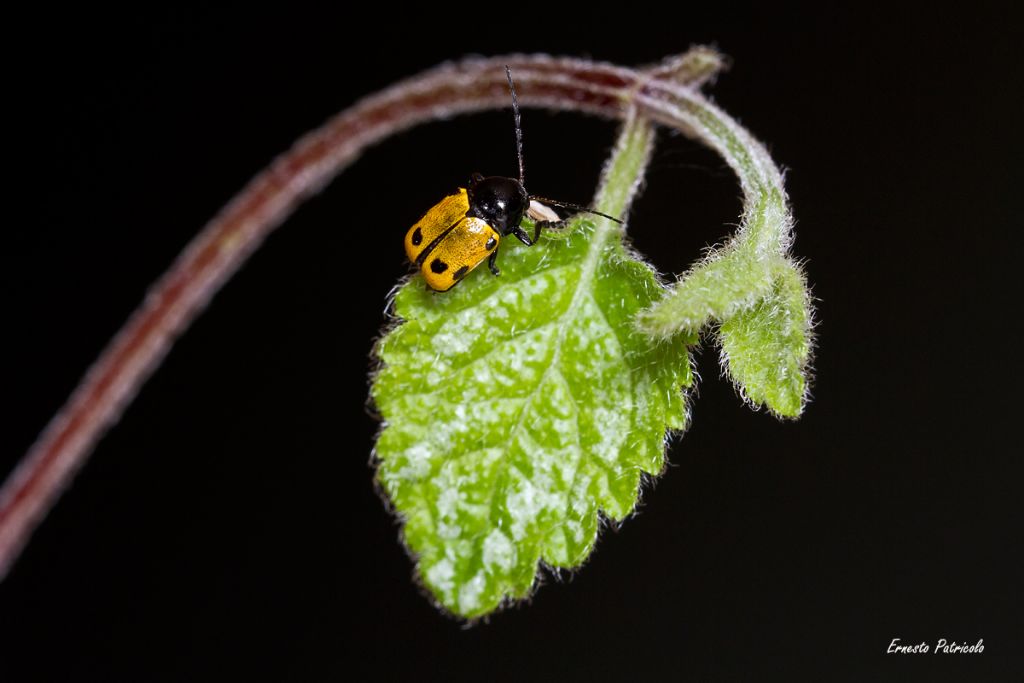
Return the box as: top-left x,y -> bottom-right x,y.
453,265 -> 470,280
485,236 -> 497,251
430,258 -> 448,273
411,227 -> 423,246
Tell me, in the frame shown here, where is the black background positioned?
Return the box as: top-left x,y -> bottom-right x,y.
1,5 -> 1019,681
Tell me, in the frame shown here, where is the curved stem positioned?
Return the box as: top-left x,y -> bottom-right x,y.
0,50 -> 725,580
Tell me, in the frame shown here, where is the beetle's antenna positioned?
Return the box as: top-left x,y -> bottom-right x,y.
529,195 -> 623,224
510,66 -> 620,226
506,65 -> 525,186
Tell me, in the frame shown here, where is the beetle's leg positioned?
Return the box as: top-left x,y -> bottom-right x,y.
510,225 -> 534,246
488,249 -> 501,276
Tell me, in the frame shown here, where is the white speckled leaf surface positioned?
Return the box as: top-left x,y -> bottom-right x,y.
372,212 -> 693,617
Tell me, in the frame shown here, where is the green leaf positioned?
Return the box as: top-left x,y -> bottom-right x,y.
371,115 -> 693,618
719,259 -> 813,418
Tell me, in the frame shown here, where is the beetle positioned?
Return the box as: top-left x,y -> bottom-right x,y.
404,66 -> 620,291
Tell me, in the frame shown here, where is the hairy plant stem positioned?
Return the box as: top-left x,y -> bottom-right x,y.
0,47 -> 800,580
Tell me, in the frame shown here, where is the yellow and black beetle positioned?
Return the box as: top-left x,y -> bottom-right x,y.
405,67 -> 620,291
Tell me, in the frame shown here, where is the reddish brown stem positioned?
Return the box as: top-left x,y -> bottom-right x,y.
0,50 -> 722,580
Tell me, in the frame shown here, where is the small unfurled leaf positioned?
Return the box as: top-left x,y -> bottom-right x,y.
629,73 -> 815,419
634,245 -> 777,338
719,259 -> 813,418
371,118 -> 694,617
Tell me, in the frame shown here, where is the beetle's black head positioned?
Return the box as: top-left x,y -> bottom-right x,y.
467,174 -> 528,235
